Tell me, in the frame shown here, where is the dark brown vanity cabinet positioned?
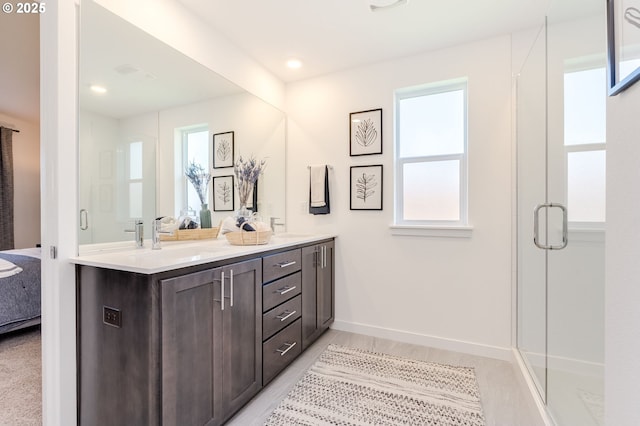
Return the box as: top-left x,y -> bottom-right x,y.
301,241 -> 335,349
261,248 -> 303,384
77,258 -> 261,426
161,258 -> 261,426
76,239 -> 334,426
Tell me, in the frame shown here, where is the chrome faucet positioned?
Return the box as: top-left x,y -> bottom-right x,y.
270,217 -> 285,233
125,219 -> 144,248
152,219 -> 173,250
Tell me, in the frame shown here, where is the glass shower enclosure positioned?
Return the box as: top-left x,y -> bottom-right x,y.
516,1 -> 606,425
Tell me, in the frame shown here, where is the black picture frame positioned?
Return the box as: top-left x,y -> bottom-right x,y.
350,165 -> 383,210
350,108 -> 382,156
213,175 -> 234,211
213,131 -> 234,168
607,0 -> 640,96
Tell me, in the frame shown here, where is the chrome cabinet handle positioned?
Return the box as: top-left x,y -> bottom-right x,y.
276,260 -> 297,268
80,209 -> 89,230
220,271 -> 225,311
229,269 -> 234,307
276,285 -> 296,295
276,342 -> 297,356
323,245 -> 327,268
275,310 -> 297,322
533,203 -> 568,250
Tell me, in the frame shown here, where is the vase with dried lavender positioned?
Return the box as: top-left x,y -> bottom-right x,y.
234,155 -> 266,221
185,160 -> 212,228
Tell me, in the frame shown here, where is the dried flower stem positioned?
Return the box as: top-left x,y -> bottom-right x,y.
234,155 -> 266,207
185,160 -> 211,206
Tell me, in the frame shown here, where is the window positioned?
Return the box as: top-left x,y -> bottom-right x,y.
128,141 -> 143,219
180,127 -> 209,212
563,67 -> 606,226
394,79 -> 468,232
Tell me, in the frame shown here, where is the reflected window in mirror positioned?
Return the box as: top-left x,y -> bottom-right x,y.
128,141 -> 144,219
180,127 -> 210,214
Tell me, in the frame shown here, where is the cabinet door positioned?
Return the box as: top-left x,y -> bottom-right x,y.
302,242 -> 335,349
220,258 -> 262,419
301,245 -> 319,349
161,269 -> 223,426
318,241 -> 335,329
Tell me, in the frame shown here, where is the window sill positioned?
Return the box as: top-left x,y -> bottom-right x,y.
389,224 -> 473,238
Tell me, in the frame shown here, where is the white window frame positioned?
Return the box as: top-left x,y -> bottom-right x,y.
391,79 -> 471,238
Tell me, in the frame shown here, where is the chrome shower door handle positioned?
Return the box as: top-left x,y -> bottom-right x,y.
549,203 -> 568,250
80,209 -> 89,230
533,203 -> 568,250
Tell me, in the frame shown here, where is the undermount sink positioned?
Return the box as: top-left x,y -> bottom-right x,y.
272,233 -> 313,239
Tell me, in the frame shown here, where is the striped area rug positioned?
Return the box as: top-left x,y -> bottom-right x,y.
265,344 -> 486,426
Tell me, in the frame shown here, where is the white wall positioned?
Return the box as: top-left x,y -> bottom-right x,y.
0,113 -> 40,248
605,71 -> 640,425
286,35 -> 514,358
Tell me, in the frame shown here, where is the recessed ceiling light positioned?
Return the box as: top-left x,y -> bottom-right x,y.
286,59 -> 302,69
90,85 -> 107,94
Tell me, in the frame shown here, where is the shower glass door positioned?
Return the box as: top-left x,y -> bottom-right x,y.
545,2 -> 606,424
516,22 -> 548,402
517,1 -> 606,424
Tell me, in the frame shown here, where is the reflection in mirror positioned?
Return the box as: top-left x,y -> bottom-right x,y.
78,0 -> 286,249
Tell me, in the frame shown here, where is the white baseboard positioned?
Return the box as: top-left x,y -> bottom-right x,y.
519,350 -> 604,378
512,349 -> 555,426
331,320 -> 512,361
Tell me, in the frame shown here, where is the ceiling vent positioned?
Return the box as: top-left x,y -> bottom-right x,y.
114,64 -> 140,75
369,0 -> 408,12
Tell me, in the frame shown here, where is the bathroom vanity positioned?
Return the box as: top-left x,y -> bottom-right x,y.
72,235 -> 335,426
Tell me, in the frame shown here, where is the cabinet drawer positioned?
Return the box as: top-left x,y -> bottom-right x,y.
263,295 -> 301,340
263,248 -> 301,283
263,319 -> 302,385
263,272 -> 301,312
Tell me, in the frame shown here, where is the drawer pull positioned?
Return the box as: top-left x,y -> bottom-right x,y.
276,260 -> 297,268
276,342 -> 297,356
275,310 -> 297,322
276,285 -> 296,295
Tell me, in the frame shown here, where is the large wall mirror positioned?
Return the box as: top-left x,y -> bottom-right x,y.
78,0 -> 286,249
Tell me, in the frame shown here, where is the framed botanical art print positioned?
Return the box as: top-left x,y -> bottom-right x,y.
213,175 -> 234,211
607,0 -> 640,95
213,131 -> 234,168
350,108 -> 382,156
350,165 -> 383,210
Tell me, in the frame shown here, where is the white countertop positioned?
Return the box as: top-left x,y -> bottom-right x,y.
70,233 -> 335,274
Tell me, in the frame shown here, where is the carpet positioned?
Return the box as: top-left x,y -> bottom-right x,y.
0,327 -> 41,426
265,344 -> 486,426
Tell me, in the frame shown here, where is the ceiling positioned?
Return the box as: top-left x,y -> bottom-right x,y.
0,0 -> 603,123
175,0 -> 555,83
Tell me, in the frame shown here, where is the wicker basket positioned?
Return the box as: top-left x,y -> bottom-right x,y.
160,227 -> 220,241
225,230 -> 272,246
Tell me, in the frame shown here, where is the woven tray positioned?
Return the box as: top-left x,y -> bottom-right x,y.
225,230 -> 272,245
160,227 -> 220,241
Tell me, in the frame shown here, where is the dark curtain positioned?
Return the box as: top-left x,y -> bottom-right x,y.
0,127 -> 14,250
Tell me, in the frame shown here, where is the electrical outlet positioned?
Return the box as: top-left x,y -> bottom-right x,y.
103,306 -> 122,328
